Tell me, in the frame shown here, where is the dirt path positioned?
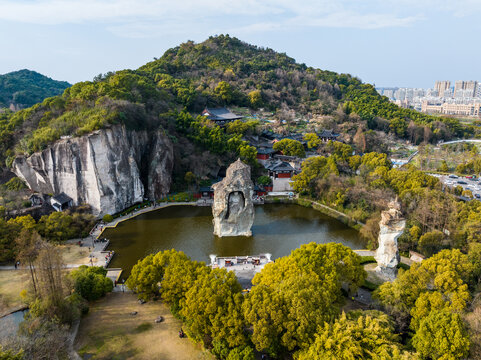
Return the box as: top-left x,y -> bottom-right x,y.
75,292 -> 214,360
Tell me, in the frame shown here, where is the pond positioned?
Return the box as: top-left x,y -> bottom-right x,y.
104,204 -> 364,275
0,310 -> 27,339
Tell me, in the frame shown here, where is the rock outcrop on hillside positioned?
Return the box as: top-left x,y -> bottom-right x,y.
12,125 -> 173,216
375,199 -> 405,280
212,159 -> 254,237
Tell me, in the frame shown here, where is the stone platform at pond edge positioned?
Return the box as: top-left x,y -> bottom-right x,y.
209,254 -> 272,289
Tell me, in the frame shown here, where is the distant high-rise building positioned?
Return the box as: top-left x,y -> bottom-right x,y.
414,88 -> 425,97
454,81 -> 465,97
435,81 -> 451,98
394,88 -> 406,101
443,88 -> 453,98
466,81 -> 477,92
454,80 -> 478,98
384,89 -> 394,99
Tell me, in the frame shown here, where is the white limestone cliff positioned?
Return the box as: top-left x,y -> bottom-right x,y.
375,199 -> 406,280
212,159 -> 254,237
12,125 -> 173,216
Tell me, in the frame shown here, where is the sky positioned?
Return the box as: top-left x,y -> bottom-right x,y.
0,0 -> 480,88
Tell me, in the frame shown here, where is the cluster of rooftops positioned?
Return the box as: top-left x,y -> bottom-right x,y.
202,107 -> 340,143
197,107 -> 341,194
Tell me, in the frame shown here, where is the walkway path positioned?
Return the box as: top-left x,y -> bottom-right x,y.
0,202 -> 197,271
299,198 -> 365,227
354,249 -> 414,265
438,139 -> 481,146
91,201 -> 197,239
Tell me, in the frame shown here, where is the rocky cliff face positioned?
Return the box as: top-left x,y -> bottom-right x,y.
212,159 -> 254,237
375,199 -> 405,280
12,125 -> 173,216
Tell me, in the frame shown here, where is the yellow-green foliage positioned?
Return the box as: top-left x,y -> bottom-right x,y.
375,249 -> 472,316
225,119 -> 259,136
373,249 -> 473,359
412,310 -> 470,360
22,107 -> 118,153
273,138 -> 306,158
295,311 -> 418,360
303,132 -> 321,149
37,211 -> 95,241
247,89 -> 262,109
180,268 -> 247,348
2,177 -> 27,191
243,242 -> 366,356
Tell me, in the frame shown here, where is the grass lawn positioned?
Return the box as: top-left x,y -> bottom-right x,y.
0,270 -> 29,316
59,243 -> 91,265
363,263 -> 387,286
75,292 -> 214,360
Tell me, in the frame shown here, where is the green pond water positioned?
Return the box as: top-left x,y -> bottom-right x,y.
104,204 -> 364,274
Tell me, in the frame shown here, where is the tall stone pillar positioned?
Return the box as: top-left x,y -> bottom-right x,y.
212,159 -> 254,237
375,199 -> 405,280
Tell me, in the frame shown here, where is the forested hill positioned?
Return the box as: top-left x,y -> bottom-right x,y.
0,35 -> 469,168
0,69 -> 71,110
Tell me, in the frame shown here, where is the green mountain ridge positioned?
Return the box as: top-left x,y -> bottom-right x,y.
0,35 -> 472,169
0,69 -> 71,110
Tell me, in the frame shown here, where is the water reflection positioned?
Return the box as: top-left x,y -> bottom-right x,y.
105,204 -> 363,274
0,310 -> 27,339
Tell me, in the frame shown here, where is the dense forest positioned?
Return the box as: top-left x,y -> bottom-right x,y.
0,35 -> 473,172
0,70 -> 70,110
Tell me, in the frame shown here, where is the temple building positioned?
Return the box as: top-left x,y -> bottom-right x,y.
201,107 -> 243,125
319,129 -> 340,142
265,160 -> 296,179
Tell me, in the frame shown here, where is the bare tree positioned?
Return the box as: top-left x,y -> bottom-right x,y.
35,242 -> 65,303
15,230 -> 41,296
353,127 -> 367,153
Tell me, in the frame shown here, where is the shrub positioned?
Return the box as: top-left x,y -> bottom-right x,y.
102,214 -> 114,223
359,256 -> 376,265
69,266 -> 113,301
257,175 -> 272,186
37,210 -> 95,241
2,177 -> 27,191
362,279 -> 379,291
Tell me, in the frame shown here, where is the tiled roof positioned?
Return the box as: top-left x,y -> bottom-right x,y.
202,108 -> 242,121
52,192 -> 72,205
257,147 -> 276,155
319,129 -> 340,138
265,160 -> 295,172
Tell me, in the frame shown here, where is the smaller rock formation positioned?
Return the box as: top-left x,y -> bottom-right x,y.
212,159 -> 254,237
375,199 -> 406,280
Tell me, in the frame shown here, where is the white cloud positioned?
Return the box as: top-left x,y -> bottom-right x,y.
0,0 -> 477,38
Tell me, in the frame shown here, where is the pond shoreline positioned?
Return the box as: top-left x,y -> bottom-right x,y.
101,203 -> 364,274
266,196 -> 365,231
98,197 -> 364,240
95,201 -> 198,239
0,305 -> 28,319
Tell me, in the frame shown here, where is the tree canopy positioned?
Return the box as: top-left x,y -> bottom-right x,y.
69,265 -> 113,301
273,139 -> 306,158
295,311 -> 416,360
244,242 -> 366,356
